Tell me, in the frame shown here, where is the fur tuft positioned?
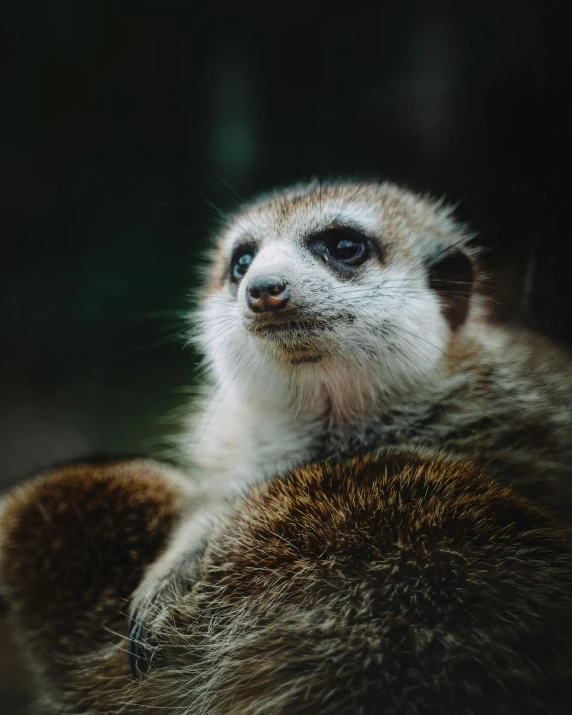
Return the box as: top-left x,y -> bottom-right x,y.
3,456 -> 572,713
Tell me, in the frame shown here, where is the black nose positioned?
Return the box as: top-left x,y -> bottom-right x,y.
246,275 -> 290,313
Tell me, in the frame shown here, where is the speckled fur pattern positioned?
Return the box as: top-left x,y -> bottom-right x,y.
2,457 -> 572,713
185,179 -> 572,516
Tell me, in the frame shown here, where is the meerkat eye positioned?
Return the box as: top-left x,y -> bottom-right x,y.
311,228 -> 370,267
329,236 -> 363,261
230,246 -> 256,283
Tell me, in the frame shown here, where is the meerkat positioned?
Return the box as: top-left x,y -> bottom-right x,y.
187,179 -> 572,516
2,456 -> 572,714
2,180 -> 571,712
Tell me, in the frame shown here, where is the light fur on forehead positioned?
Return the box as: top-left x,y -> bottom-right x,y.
222,179 -> 470,248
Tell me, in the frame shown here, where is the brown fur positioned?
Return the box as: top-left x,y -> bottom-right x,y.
2,456 -> 572,713
0,458 -> 195,705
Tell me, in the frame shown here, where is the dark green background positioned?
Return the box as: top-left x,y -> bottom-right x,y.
1,1 -> 570,709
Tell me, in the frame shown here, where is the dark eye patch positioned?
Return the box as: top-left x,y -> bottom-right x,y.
309,227 -> 373,275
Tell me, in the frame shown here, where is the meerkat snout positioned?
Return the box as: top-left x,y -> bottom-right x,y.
246,275 -> 290,312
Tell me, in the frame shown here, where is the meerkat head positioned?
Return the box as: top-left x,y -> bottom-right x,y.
196,180 -> 477,414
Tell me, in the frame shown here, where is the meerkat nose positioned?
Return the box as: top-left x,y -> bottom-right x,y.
246,275 -> 290,313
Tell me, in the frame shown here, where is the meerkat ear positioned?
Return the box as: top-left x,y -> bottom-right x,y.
427,246 -> 474,331
0,459 -> 195,696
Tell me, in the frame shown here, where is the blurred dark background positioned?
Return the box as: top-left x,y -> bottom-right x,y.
1,0 -> 571,709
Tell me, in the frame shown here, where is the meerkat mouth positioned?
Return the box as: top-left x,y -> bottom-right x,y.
248,319 -> 335,335
245,312 -> 353,336
244,311 -> 356,364
244,317 -> 328,363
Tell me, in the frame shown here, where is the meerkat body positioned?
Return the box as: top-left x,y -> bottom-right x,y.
3,457 -> 572,714
188,180 -> 572,516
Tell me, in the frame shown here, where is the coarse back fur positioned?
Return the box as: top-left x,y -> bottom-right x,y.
1,457 -> 572,713
186,179 -> 572,517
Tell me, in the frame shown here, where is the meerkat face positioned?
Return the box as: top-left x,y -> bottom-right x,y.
196,181 -> 475,406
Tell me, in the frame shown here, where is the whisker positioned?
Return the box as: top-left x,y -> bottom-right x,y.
397,326 -> 472,393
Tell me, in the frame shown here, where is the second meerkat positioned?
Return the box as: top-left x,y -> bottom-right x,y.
186,179 -> 572,516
